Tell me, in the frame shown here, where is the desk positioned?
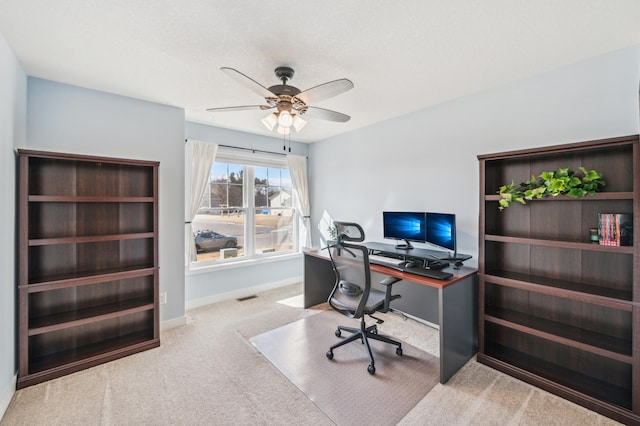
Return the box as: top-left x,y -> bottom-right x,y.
304,249 -> 478,384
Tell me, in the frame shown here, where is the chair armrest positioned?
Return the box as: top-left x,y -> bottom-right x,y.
379,276 -> 401,312
380,276 -> 401,286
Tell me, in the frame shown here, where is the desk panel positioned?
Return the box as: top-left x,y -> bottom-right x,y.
440,275 -> 479,382
303,251 -> 335,308
371,274 -> 440,325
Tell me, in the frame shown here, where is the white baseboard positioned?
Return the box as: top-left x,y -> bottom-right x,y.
160,315 -> 187,332
0,374 -> 16,422
185,276 -> 302,311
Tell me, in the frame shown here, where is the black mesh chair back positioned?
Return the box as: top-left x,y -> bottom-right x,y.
327,241 -> 371,320
334,221 -> 365,243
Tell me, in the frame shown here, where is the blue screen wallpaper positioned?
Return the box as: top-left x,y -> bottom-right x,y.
426,213 -> 455,251
383,212 -> 426,241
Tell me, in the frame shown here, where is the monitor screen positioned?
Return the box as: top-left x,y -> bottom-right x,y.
425,212 -> 456,252
383,212 -> 426,245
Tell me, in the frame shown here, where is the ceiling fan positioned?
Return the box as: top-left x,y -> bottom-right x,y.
207,66 -> 354,135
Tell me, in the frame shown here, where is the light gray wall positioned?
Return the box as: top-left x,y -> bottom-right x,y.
184,122 -> 309,304
309,45 -> 640,266
0,33 -> 26,418
27,78 -> 186,322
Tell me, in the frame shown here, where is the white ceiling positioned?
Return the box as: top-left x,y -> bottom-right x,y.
1,0 -> 639,143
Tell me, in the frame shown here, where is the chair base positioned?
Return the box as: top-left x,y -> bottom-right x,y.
326,317 -> 403,375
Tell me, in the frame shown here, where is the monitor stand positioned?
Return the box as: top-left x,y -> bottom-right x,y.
395,240 -> 414,250
438,251 -> 472,262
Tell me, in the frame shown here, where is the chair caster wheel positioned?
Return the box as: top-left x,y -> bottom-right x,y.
326,350 -> 334,360
368,364 -> 375,375
335,329 -> 341,337
396,347 -> 403,356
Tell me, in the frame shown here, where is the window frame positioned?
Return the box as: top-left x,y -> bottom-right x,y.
189,147 -> 299,269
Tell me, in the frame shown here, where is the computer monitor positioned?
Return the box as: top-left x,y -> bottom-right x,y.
425,212 -> 456,258
382,211 -> 426,250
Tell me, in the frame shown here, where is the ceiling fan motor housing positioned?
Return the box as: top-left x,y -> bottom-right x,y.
267,84 -> 301,96
269,66 -> 301,96
274,66 -> 294,82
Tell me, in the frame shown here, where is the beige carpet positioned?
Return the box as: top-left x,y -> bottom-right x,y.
0,284 -> 622,425
250,310 -> 439,425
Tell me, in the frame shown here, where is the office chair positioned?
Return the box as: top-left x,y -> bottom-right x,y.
325,222 -> 403,374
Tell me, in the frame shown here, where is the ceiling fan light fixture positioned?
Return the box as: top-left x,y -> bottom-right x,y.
277,110 -> 293,128
292,114 -> 307,132
276,126 -> 291,135
261,113 -> 278,131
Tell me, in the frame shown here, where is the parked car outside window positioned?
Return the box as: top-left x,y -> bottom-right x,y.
194,230 -> 238,252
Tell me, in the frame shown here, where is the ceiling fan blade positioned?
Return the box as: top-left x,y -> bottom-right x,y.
294,78 -> 354,104
220,67 -> 276,99
303,106 -> 351,122
206,105 -> 273,112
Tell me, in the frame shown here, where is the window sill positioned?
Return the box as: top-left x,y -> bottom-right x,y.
186,251 -> 303,276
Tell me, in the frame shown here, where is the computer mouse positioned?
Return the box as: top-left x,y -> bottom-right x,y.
455,261 -> 464,268
404,261 -> 417,268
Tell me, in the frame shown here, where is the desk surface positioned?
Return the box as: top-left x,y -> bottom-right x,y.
304,249 -> 476,289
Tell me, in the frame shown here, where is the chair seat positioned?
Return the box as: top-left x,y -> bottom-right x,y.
330,288 -> 386,314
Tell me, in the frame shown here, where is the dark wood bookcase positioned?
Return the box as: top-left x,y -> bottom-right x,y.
477,135 -> 639,425
17,149 -> 160,388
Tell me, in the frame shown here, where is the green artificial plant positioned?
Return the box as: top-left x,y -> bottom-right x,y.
327,225 -> 338,240
498,166 -> 605,210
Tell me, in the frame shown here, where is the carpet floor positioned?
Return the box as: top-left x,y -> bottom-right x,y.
0,284 -> 621,425
250,310 -> 439,425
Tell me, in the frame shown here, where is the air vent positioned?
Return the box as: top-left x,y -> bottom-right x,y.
236,295 -> 257,302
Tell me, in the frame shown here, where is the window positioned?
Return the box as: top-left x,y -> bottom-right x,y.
192,148 -> 297,263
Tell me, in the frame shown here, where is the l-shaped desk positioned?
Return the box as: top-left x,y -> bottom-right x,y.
303,243 -> 478,384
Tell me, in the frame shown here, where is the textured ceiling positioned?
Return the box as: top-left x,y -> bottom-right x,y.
1,0 -> 639,142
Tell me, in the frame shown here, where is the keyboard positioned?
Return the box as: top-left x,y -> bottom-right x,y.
402,266 -> 453,280
368,254 -> 405,269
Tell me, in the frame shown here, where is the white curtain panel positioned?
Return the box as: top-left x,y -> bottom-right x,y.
185,140 -> 217,264
287,154 -> 311,248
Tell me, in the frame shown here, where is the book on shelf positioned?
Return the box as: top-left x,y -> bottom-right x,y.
598,213 -> 633,246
